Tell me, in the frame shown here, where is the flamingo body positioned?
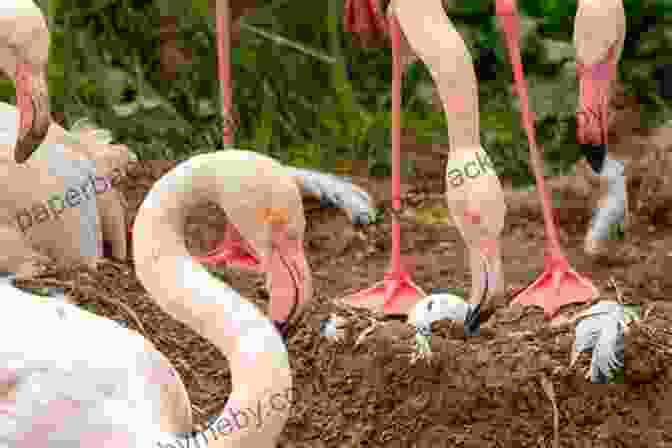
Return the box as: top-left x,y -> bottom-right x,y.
0,275 -> 193,445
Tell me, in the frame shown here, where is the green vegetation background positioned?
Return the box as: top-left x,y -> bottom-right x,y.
4,0 -> 671,186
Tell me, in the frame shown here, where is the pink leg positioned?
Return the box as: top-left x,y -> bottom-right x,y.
195,3 -> 265,273
339,12 -> 425,316
496,0 -> 599,318
216,0 -> 235,146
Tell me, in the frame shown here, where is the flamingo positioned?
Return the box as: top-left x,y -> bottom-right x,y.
339,0 -> 507,318
0,149 -> 310,447
497,0 -> 626,317
0,0 -> 133,276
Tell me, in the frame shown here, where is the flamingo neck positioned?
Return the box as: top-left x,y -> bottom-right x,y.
390,0 -> 482,152
133,155 -> 292,447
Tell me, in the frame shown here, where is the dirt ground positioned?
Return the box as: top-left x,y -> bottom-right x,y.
15,101 -> 672,446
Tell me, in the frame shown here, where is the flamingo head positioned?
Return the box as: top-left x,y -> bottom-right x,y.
193,151 -> 313,327
0,0 -> 51,163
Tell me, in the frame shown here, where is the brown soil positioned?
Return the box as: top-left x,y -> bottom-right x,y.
15,116 -> 672,446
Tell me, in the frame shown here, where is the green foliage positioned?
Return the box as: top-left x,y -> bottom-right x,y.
608,367 -> 625,384
608,222 -> 626,241
2,0 -> 666,184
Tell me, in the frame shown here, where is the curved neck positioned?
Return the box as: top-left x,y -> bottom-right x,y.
133,155 -> 292,447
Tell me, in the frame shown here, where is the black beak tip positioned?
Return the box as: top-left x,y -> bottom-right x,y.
464,304 -> 481,338
580,143 -> 608,174
273,320 -> 290,342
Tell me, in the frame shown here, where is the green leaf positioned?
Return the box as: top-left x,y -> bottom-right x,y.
608,222 -> 625,241
0,79 -> 16,102
77,78 -> 98,102
100,68 -> 130,105
623,304 -> 641,325
139,97 -> 163,109
112,101 -> 140,117
608,367 -> 624,384
190,0 -> 210,20
541,39 -> 574,64
197,99 -> 216,117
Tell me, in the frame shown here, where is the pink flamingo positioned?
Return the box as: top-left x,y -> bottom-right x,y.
497,0 -> 626,317
340,0 -> 508,317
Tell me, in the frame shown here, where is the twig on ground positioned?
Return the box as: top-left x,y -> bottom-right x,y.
636,323 -> 672,355
191,403 -> 206,419
609,277 -> 624,304
355,316 -> 382,347
539,374 -> 560,448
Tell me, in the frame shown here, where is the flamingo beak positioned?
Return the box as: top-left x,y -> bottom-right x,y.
14,62 -> 49,163
265,226 -> 310,327
576,43 -> 617,149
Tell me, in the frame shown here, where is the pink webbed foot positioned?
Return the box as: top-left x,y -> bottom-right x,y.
341,257 -> 426,316
510,254 -> 599,318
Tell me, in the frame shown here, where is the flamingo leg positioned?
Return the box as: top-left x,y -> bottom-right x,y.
216,0 -> 235,147
496,0 -> 599,318
340,12 -> 426,316
124,1 -> 236,254
191,0 -> 249,272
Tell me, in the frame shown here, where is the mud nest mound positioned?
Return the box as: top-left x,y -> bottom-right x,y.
15,258 -> 672,447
